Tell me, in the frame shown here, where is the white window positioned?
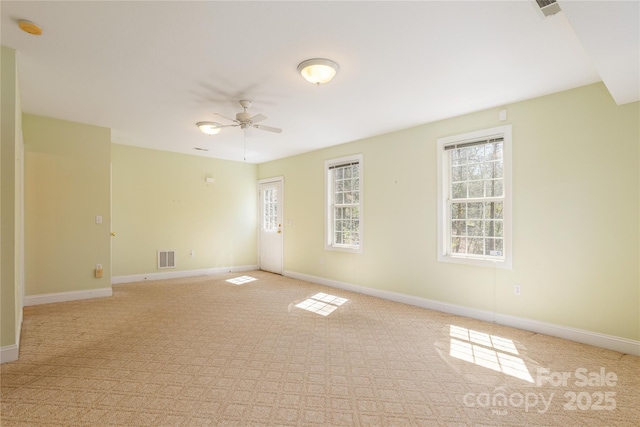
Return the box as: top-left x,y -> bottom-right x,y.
437,125 -> 512,268
325,154 -> 363,253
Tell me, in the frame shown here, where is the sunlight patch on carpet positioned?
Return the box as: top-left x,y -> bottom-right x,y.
295,293 -> 348,316
226,276 -> 257,285
449,325 -> 534,383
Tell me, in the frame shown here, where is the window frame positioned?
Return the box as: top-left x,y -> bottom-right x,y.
436,125 -> 512,269
325,154 -> 363,254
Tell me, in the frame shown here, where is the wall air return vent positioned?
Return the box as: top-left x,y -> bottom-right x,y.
158,250 -> 176,269
534,0 -> 561,18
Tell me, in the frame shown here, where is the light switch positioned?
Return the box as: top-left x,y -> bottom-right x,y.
96,215 -> 103,224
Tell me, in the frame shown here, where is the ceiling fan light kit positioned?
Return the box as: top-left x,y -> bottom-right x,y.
297,58 -> 339,85
196,121 -> 221,135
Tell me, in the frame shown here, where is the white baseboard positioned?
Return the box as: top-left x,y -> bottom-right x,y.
0,344 -> 19,364
24,287 -> 113,307
284,270 -> 640,357
1,305 -> 24,364
112,265 -> 258,285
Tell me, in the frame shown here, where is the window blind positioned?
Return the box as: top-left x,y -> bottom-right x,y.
328,161 -> 359,170
444,137 -> 503,151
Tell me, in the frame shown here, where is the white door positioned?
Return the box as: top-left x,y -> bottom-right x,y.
258,178 -> 283,274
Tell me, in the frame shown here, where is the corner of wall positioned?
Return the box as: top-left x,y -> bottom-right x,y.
1,45 -> 23,363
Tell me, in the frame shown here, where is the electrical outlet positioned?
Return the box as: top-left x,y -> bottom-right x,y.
514,284 -> 521,296
320,257 -> 324,265
189,250 -> 195,259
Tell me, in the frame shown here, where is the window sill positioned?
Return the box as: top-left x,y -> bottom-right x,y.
438,254 -> 512,269
325,244 -> 362,254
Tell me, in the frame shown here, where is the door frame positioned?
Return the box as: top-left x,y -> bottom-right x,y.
257,176 -> 284,274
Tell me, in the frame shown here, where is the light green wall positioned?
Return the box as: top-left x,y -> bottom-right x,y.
111,144 -> 257,276
23,115 -> 111,295
1,46 -> 23,348
258,82 -> 640,341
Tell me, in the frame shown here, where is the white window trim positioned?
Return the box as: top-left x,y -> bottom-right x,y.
436,125 -> 512,269
325,154 -> 363,254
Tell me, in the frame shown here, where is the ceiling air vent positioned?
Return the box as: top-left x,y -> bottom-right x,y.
534,0 -> 561,17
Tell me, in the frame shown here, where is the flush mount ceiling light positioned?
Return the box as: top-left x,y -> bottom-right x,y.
196,121 -> 221,135
18,19 -> 43,35
297,58 -> 339,85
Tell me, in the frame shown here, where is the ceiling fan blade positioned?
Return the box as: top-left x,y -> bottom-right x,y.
213,113 -> 237,123
250,113 -> 267,123
253,124 -> 282,133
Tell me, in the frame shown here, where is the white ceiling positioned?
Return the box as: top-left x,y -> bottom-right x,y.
1,1 -> 638,164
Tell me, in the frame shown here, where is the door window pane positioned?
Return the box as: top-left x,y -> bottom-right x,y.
263,189 -> 278,230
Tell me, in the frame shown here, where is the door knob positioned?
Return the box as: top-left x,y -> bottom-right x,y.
110,232 -> 116,237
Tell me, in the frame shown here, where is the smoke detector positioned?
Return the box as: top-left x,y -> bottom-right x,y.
18,20 -> 43,35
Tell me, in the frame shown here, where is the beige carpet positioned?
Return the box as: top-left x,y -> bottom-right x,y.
1,271 -> 638,426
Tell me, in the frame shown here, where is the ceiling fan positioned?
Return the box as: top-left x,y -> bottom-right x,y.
198,100 -> 282,135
